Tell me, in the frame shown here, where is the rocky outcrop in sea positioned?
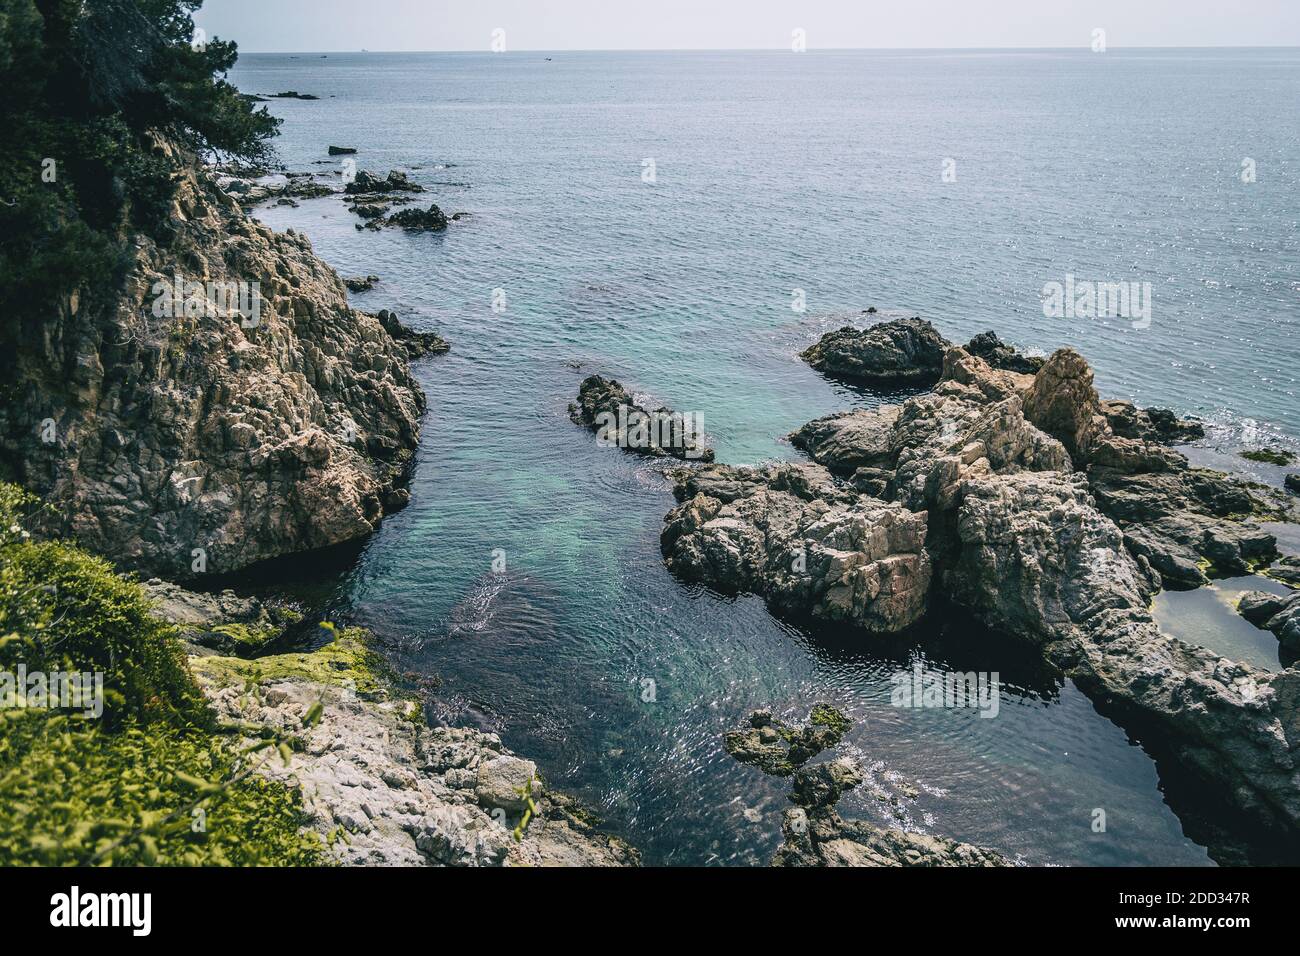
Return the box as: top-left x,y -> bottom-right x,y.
664,317 -> 1300,843
723,706 -> 1010,866
570,375 -> 714,462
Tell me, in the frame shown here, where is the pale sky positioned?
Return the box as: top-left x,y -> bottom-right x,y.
196,0 -> 1300,52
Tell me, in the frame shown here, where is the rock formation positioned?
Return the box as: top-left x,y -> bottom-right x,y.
723,706 -> 1010,866
140,577 -> 301,657
1239,590 -> 1300,656
668,326 -> 1300,840
377,309 -> 450,359
0,141 -> 427,580
799,317 -> 948,387
661,462 -> 930,632
570,375 -> 714,462
724,705 -> 850,776
773,758 -> 1011,867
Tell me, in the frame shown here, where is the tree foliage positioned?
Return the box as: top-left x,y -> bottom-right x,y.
0,0 -> 279,314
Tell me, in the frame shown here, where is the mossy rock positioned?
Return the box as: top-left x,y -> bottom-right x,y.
1240,448 -> 1296,466
191,624 -> 387,696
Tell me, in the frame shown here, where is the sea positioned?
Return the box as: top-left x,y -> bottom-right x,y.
228,48 -> 1300,865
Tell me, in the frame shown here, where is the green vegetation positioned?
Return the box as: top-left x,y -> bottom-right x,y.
0,483 -> 324,865
0,0 -> 279,320
192,622 -> 387,696
809,702 -> 852,737
1240,448 -> 1296,466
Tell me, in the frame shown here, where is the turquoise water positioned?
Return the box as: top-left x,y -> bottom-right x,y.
231,49 -> 1300,866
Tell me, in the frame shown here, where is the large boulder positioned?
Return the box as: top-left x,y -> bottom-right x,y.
661,463 -> 931,633
800,318 -> 950,387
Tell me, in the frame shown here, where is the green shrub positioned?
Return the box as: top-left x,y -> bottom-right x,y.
0,541 -> 209,729
0,482 -> 325,866
0,711 -> 324,865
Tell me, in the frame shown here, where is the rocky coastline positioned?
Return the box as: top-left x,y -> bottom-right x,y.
0,135 -> 630,865
155,584 -> 637,866
657,317 -> 1300,853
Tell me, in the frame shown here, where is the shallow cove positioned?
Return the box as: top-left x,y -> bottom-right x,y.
229,48 -> 1300,865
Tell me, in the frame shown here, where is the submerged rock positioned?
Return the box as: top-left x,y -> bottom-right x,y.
1241,448 -> 1296,466
724,705 -> 850,776
800,318 -> 949,387
569,375 -> 713,462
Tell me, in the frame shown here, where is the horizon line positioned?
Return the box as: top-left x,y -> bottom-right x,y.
233,44 -> 1300,55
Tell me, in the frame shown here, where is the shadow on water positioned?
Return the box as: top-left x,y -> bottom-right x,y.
800,601 -> 1067,704
1085,692 -> 1300,867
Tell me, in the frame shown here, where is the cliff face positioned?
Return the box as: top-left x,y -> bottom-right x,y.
0,141 -> 424,579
